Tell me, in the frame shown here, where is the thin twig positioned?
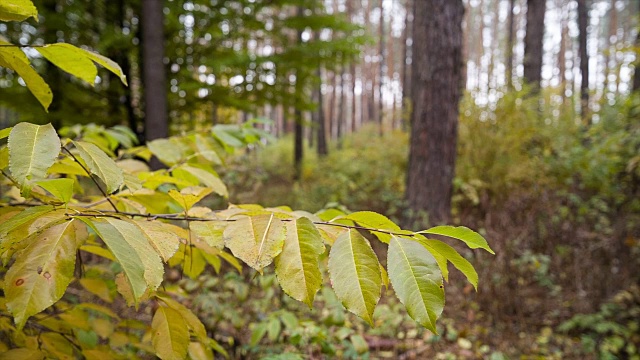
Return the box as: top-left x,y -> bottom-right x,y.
66,208 -> 417,237
62,147 -> 119,212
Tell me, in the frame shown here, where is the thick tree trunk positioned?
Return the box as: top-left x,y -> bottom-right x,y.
523,0 -> 546,91
577,0 -> 590,123
405,0 -> 464,228
141,0 -> 168,142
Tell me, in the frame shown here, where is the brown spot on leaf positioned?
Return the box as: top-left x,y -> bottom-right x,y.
43,272 -> 52,280
37,266 -> 43,274
15,279 -> 24,286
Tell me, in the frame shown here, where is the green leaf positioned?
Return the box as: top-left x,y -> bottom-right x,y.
35,178 -> 74,203
387,236 -> 444,333
156,293 -> 209,343
350,334 -> 369,354
79,47 -> 128,85
0,146 -> 8,170
73,140 -> 124,194
419,226 -> 494,254
190,221 -> 225,249
250,323 -> 267,346
0,205 -> 55,254
132,220 -> 181,262
4,220 -> 85,329
8,123 -> 60,191
147,138 -> 183,166
0,43 -> 51,110
187,342 -> 214,360
224,214 -> 286,273
168,187 -> 212,211
0,0 -> 38,22
0,126 -> 12,139
340,211 -> 408,244
151,306 -> 189,360
0,348 -> 45,360
267,317 -> 281,341
418,237 -> 478,290
79,217 -> 163,305
194,134 -> 222,165
36,44 -> 97,85
328,229 -> 381,325
275,217 -> 324,307
174,165 -> 228,197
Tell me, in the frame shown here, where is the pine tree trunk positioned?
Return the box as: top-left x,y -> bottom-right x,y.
577,0 -> 590,123
523,0 -> 546,91
378,0 -> 386,136
506,0 -> 515,91
405,0 -> 464,227
141,0 -> 168,143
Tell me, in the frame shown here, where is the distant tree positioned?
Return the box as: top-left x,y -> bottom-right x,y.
633,2 -> 640,93
523,0 -> 546,91
141,0 -> 168,142
577,0 -> 590,123
405,0 -> 464,227
506,0 -> 515,90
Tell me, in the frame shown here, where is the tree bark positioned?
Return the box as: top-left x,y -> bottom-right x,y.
577,0 -> 590,123
316,67 -> 328,156
400,0 -> 413,130
293,7 -> 304,181
141,0 -> 168,142
378,0 -> 386,136
506,0 -> 516,90
405,0 -> 464,228
633,2 -> 640,93
523,0 -> 546,91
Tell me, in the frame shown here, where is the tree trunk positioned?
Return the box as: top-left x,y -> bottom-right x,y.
293,7 -> 304,181
523,0 -> 546,91
400,0 -> 413,130
577,0 -> 590,123
405,0 -> 464,228
378,0 -> 386,136
633,2 -> 640,92
506,0 -> 515,90
316,67 -> 328,156
141,0 -> 168,142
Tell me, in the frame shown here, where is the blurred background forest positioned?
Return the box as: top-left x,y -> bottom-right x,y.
1,0 -> 640,358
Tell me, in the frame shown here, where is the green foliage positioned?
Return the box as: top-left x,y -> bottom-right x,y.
0,1 -> 127,111
0,121 -> 491,358
559,285 -> 640,359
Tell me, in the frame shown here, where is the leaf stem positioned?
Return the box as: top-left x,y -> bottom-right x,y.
61,147 -> 119,212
